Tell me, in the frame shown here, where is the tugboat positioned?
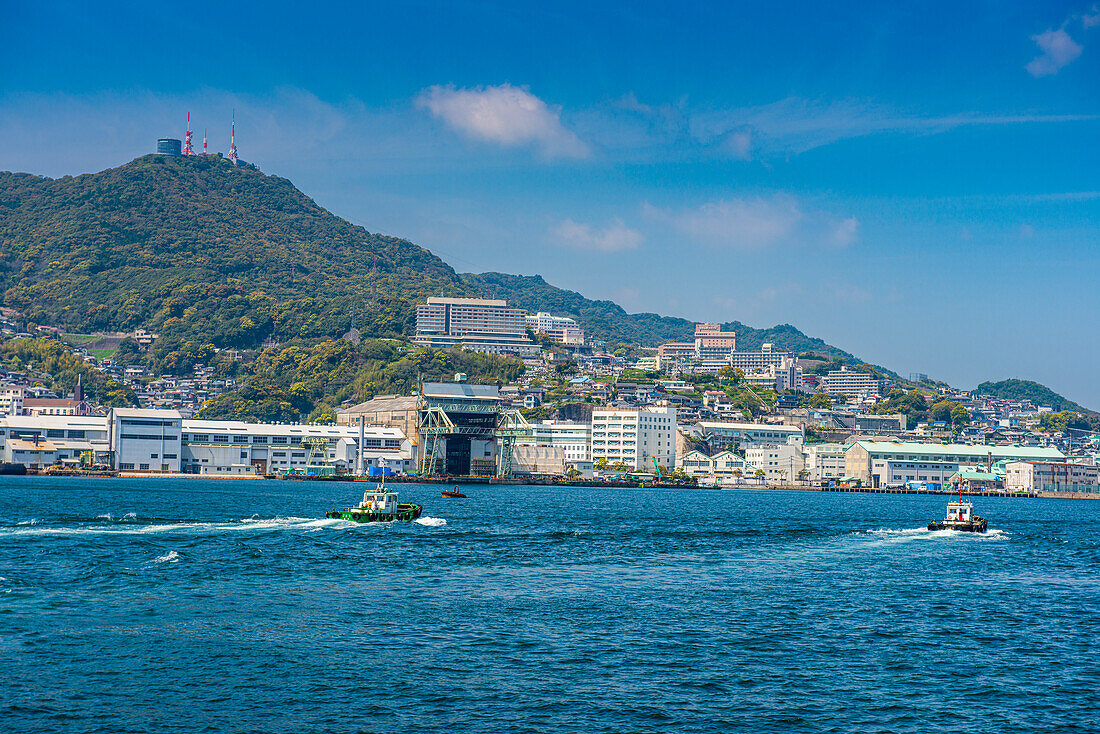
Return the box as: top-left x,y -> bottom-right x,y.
326,474 -> 422,522
928,489 -> 987,533
442,485 -> 467,499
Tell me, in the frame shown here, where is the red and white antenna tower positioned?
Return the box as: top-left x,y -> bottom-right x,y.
228,109 -> 238,165
183,112 -> 195,155
203,127 -> 208,154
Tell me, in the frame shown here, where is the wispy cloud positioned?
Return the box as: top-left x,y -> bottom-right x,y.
550,218 -> 642,252
417,84 -> 587,158
643,196 -> 857,250
687,97 -> 1097,156
1026,28 -> 1084,77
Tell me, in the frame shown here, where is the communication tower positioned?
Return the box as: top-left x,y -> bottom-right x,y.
228,110 -> 238,165
183,112 -> 194,155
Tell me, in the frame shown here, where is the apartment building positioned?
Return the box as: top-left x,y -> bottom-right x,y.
414,297 -> 539,356
745,443 -> 806,482
820,366 -> 884,396
804,443 -> 847,482
591,406 -> 677,471
0,385 -> 25,416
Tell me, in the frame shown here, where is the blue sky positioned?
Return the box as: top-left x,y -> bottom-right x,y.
2,1 -> 1099,407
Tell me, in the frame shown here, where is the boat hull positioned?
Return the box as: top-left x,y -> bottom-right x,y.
927,517 -> 987,533
326,504 -> 423,522
442,491 -> 466,499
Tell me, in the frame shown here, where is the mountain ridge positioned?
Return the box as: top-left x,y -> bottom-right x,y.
0,155 -> 1091,413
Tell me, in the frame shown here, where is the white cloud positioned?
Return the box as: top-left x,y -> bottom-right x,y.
644,196 -> 858,250
1026,28 -> 1084,77
417,84 -> 587,158
550,218 -> 642,252
830,217 -> 860,247
723,129 -> 753,160
1085,4 -> 1100,28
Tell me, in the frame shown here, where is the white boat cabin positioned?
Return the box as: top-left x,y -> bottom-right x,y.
359,487 -> 400,512
944,501 -> 973,523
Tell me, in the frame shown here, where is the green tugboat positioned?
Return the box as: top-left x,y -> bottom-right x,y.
326,475 -> 423,523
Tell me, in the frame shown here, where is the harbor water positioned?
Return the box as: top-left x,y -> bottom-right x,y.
2,477 -> 1098,733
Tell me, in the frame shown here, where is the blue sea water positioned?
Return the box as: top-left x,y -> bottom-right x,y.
1,477 -> 1098,734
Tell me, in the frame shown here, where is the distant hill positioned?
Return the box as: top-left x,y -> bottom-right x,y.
975,379 -> 1094,414
460,272 -> 861,361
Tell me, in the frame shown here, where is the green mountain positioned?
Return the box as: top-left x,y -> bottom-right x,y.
975,379 -> 1094,414
0,154 -> 467,346
461,272 -> 860,360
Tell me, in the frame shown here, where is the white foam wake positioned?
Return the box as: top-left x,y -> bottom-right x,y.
154,550 -> 180,564
1,516 -> 349,536
864,526 -> 1006,543
415,516 -> 447,527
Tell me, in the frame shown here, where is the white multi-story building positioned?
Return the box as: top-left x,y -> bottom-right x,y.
820,366 -> 883,396
726,344 -> 796,373
805,443 -> 847,482
591,406 -> 677,471
526,313 -> 585,345
0,385 -> 25,416
745,443 -> 806,483
414,297 -> 538,356
696,421 -> 804,448
521,420 -> 592,463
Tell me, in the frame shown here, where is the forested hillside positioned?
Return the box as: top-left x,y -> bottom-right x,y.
0,154 -> 470,350
975,379 -> 1094,414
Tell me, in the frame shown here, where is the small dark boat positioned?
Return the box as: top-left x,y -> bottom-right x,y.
0,462 -> 27,476
928,499 -> 987,533
442,486 -> 467,499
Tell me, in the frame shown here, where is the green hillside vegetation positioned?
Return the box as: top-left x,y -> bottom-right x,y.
196,339 -> 524,422
0,154 -> 468,355
975,379 -> 1093,414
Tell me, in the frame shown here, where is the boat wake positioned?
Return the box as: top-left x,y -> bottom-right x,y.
2,515 -> 346,536
415,516 -> 447,527
863,527 -> 1006,544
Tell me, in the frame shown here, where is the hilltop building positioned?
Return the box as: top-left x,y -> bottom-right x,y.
156,138 -> 182,156
526,312 -> 585,345
657,323 -> 738,364
414,297 -> 538,356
